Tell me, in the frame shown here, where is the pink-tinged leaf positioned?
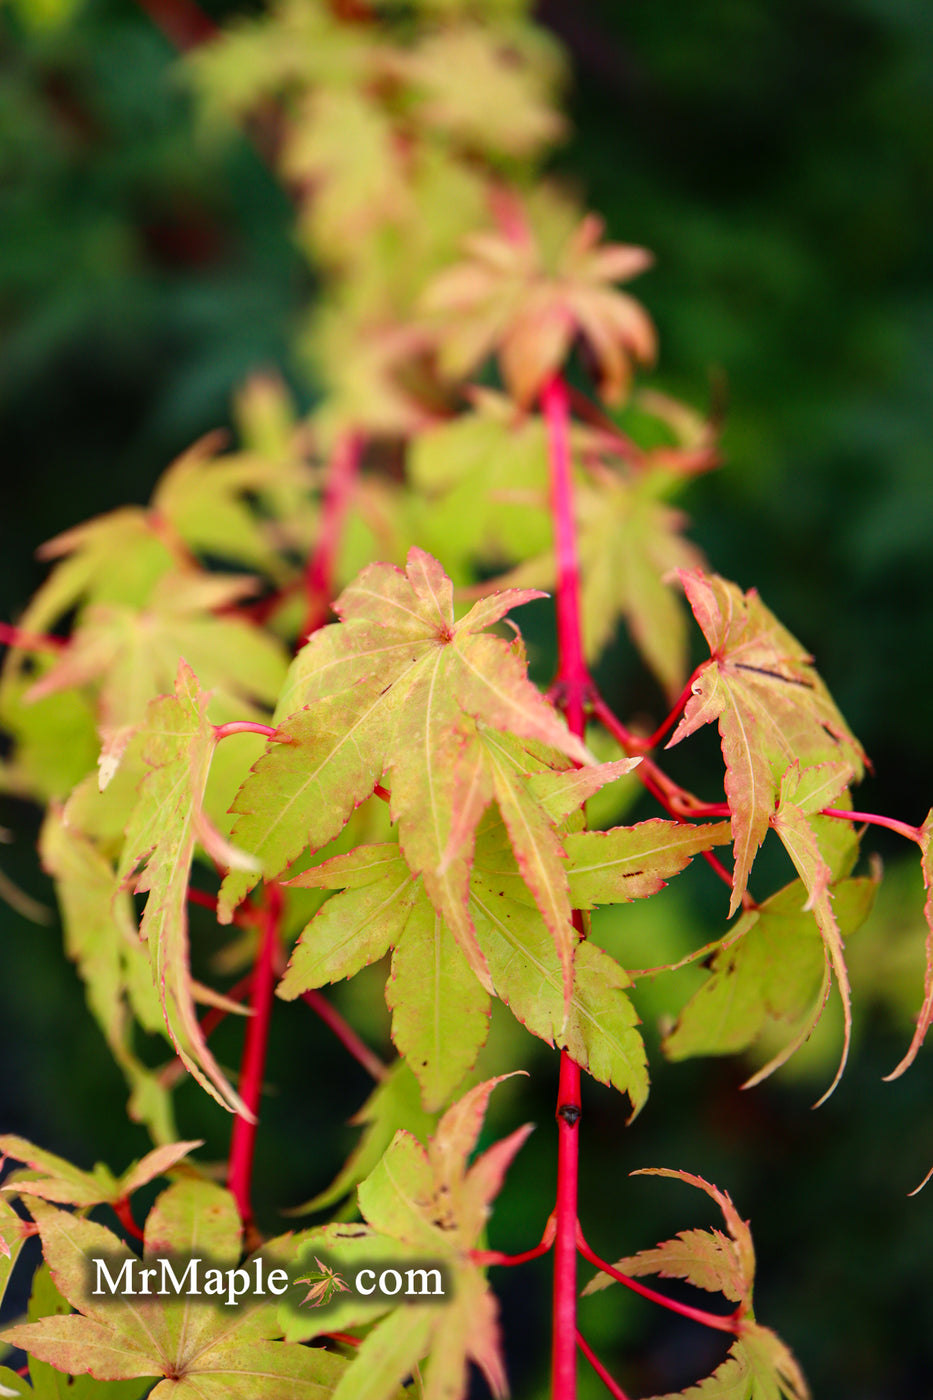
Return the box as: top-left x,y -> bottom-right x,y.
769,770 -> 854,1105
644,1328 -> 809,1400
222,552 -> 584,984
482,730 -> 575,1003
885,810 -> 933,1084
528,757 -> 640,823
0,1198 -> 26,1314
668,572 -> 866,914
347,1079 -> 525,1399
0,1136 -> 202,1210
581,1170 -> 810,1400
1,1187 -> 347,1399
565,820 -> 732,909
455,589 -> 549,636
386,897 -> 491,1111
449,631 -> 590,767
117,663 -> 247,1116
471,878 -> 648,1116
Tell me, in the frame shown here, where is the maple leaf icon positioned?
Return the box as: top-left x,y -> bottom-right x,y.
294,1257 -> 351,1307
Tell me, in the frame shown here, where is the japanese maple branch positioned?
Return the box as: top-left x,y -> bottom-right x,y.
300,990 -> 388,1082
228,885 -> 282,1228
302,430 -> 362,641
542,372 -> 590,1400
821,808 -> 923,845
575,1331 -> 631,1400
575,1230 -> 742,1336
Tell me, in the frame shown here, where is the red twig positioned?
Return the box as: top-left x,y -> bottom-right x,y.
576,1229 -> 741,1336
575,1331 -> 631,1400
301,990 -> 388,1082
228,886 -> 282,1226
821,808 -> 923,845
302,431 -> 362,642
112,1197 -> 146,1243
644,667 -> 703,750
542,374 -> 590,738
542,371 -> 590,1400
322,1332 -> 362,1348
553,1048 -> 583,1399
472,1213 -> 556,1268
187,887 -> 220,914
0,621 -> 66,653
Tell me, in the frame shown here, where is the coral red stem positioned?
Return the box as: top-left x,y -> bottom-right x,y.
228,886 -> 281,1226
575,1331 -> 631,1400
302,431 -> 362,641
0,621 -> 66,653
301,990 -> 388,1082
542,371 -> 590,1400
213,721 -> 281,742
821,808 -> 923,845
542,374 -> 589,738
576,1231 -> 741,1335
112,1197 -> 145,1243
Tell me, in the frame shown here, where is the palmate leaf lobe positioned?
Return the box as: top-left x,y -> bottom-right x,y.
0,1137 -> 202,1211
584,1170 -> 808,1400
285,1078 -> 530,1400
663,869 -> 877,1079
885,810 -> 933,1085
668,571 -> 866,916
219,549 -> 589,998
279,800 -> 726,1114
1,1181 -> 345,1400
117,662 -> 255,1116
424,199 -> 656,405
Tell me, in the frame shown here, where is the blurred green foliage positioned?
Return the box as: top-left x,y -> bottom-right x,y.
1,1 -> 932,1397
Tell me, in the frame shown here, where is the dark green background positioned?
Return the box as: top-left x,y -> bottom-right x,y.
1,2 -> 932,1396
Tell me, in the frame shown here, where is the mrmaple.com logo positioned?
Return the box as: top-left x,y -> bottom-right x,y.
88,1253 -> 448,1309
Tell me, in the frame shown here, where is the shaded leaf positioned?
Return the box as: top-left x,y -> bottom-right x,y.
117,663 -> 250,1115
1,1182 -> 346,1399
668,572 -> 866,914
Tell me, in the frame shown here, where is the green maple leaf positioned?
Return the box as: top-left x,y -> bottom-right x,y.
0,1137 -> 201,1212
38,806 -> 178,1143
0,1195 -> 27,1315
388,21 -> 565,159
117,662 -> 258,1116
151,432 -> 309,580
285,1078 -> 531,1400
280,88 -> 408,262
27,571 -> 288,743
16,509 -> 178,636
584,1170 -> 808,1400
663,866 -> 877,1090
668,571 -> 866,916
278,802 -> 722,1114
1,1181 -> 345,1399
219,549 -> 589,995
14,1265 -> 149,1400
406,392 -> 553,583
884,809 -> 933,1083
424,196 -> 656,405
646,1330 -> 809,1400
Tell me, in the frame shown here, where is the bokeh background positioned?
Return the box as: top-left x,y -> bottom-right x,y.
2,1 -> 933,1397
